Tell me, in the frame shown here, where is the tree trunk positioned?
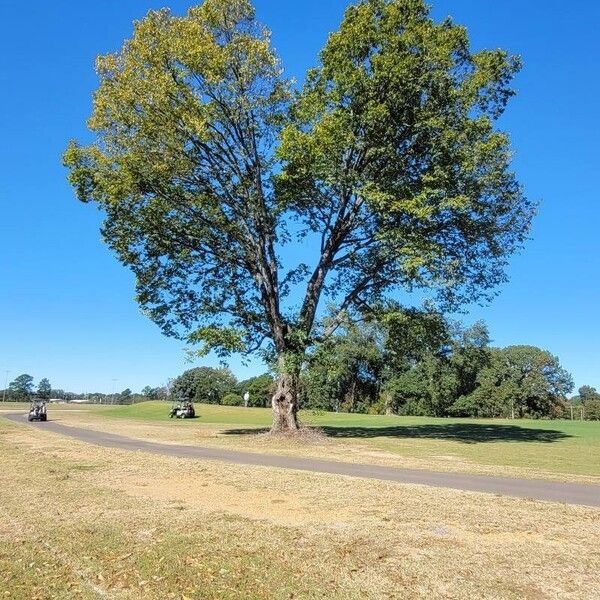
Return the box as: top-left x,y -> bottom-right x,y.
271,356 -> 300,433
350,378 -> 357,413
384,391 -> 396,415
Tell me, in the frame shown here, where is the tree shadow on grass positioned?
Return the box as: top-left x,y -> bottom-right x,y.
222,423 -> 571,444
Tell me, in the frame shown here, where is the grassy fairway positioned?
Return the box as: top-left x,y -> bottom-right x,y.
1,417 -> 599,599
85,402 -> 600,480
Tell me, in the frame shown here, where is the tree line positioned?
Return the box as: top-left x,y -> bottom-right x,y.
300,315 -> 577,419
167,314 -> 598,421
0,375 -> 162,405
3,375 -> 52,401
4,319 -> 599,419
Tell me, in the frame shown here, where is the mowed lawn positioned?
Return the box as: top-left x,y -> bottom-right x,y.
84,402 -> 600,480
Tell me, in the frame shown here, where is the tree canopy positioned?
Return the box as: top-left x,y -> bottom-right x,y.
64,0 -> 534,431
171,366 -> 238,403
37,378 -> 52,400
9,374 -> 34,400
571,386 -> 600,420
451,346 -> 573,418
299,320 -> 575,420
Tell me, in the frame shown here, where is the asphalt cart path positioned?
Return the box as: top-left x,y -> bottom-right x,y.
4,413 -> 599,508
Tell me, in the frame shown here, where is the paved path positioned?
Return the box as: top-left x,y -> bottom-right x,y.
4,413 -> 600,508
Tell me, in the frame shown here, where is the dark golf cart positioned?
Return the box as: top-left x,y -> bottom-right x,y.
28,399 -> 47,422
169,398 -> 195,419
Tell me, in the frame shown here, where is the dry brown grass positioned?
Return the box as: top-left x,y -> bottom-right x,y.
1,416 -> 599,599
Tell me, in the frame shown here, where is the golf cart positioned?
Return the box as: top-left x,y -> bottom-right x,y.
169,398 -> 195,419
28,399 -> 47,422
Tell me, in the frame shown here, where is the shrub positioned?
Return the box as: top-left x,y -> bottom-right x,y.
221,393 -> 243,406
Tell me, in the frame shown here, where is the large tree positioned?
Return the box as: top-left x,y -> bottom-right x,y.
455,345 -> 573,418
64,0 -> 534,431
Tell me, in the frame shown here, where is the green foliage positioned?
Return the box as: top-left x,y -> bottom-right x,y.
64,0 -> 533,394
237,373 -> 274,407
458,346 -> 573,418
301,321 -> 382,412
63,0 -> 291,358
171,366 -> 238,403
141,386 -> 155,398
36,378 -> 52,400
300,316 -> 577,421
584,399 -> 600,421
573,386 -> 600,420
8,374 -> 34,400
578,385 -> 600,403
278,0 -> 534,315
221,393 -> 243,406
141,385 -> 168,400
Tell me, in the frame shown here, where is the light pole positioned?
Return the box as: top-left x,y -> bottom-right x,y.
2,370 -> 9,402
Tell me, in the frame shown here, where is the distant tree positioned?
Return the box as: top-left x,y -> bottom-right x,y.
141,385 -> 168,400
575,386 -> 600,420
583,399 -> 600,421
577,385 -> 600,403
154,386 -> 170,401
450,321 -> 491,400
457,346 -> 573,418
64,0 -> 534,432
302,321 -> 382,413
120,388 -> 132,398
9,374 -> 34,400
379,308 -> 451,415
36,378 -> 52,400
141,385 -> 164,399
302,308 -> 453,415
172,367 -> 238,404
238,374 -> 275,408
89,392 -> 108,404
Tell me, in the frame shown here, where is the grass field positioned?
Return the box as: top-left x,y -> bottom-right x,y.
64,401 -> 600,481
2,401 -> 599,481
1,416 -> 599,599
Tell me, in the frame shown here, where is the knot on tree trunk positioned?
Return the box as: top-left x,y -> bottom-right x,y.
271,370 -> 300,433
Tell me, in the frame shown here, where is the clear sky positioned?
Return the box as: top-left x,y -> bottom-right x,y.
0,0 -> 598,394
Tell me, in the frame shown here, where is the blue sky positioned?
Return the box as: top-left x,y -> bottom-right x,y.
0,0 -> 598,394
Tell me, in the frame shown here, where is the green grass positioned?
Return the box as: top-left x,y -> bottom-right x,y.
91,401 -> 600,478
95,400 -> 275,426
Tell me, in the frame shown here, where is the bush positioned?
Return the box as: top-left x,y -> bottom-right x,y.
367,396 -> 386,415
221,393 -> 243,406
